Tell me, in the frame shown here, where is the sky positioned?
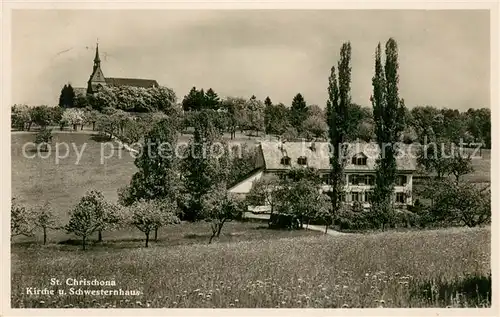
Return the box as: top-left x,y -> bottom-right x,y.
11,10 -> 490,110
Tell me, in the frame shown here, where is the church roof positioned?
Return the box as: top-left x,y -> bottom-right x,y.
105,77 -> 159,88
73,87 -> 87,96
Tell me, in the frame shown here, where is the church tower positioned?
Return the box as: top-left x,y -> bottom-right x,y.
87,43 -> 107,94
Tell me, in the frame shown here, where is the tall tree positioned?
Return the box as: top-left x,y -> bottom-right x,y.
264,96 -> 272,108
290,93 -> 308,134
118,117 -> 181,207
326,42 -> 353,231
371,39 -> 407,230
181,110 -> 231,221
264,103 -> 290,136
58,84 -> 76,108
205,88 -> 221,110
245,96 -> 265,136
182,87 -> 205,111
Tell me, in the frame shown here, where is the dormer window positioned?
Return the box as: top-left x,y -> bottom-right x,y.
280,156 -> 291,166
297,156 -> 307,166
351,153 -> 367,166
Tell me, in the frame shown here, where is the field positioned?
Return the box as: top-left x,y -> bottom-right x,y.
11,226 -> 491,308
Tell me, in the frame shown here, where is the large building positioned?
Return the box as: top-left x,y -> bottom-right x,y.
76,44 -> 159,95
229,141 -> 418,211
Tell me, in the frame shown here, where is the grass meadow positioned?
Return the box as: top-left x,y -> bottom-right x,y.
11,226 -> 491,308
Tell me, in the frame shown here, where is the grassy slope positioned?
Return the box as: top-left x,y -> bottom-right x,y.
11,226 -> 491,308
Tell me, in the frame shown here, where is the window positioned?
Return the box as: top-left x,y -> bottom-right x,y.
351,192 -> 360,202
364,191 -> 373,202
322,174 -> 333,185
352,153 -> 368,166
365,175 -> 375,186
396,175 -> 407,186
349,174 -> 374,186
280,156 -> 291,166
396,192 -> 406,204
297,156 -> 307,166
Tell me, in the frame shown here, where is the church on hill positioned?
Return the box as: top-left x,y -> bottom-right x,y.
74,43 -> 159,96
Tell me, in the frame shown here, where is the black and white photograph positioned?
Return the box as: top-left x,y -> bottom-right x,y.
3,4 -> 497,313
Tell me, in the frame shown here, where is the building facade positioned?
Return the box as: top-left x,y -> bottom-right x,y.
229,141 -> 417,211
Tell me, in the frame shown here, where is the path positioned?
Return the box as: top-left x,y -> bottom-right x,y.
243,212 -> 348,236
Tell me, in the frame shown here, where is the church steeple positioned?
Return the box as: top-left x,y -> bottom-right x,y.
87,41 -> 107,94
94,42 -> 101,64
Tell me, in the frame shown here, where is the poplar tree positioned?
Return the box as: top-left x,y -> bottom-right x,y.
371,39 -> 406,229
326,42 -> 352,232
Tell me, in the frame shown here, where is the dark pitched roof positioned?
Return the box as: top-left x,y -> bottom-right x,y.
105,77 -> 159,88
259,141 -> 418,172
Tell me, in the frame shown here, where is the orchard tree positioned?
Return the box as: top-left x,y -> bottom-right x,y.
201,188 -> 243,244
62,108 -> 85,131
30,106 -> 53,129
371,38 -> 407,230
222,97 -> 247,139
448,150 -> 474,182
245,96 -> 265,136
33,203 -> 60,245
34,128 -> 53,152
265,103 -> 290,136
50,107 -> 64,130
417,137 -> 453,179
130,199 -> 180,247
302,113 -> 327,140
246,174 -> 282,228
65,191 -> 120,250
11,198 -> 36,238
11,104 -> 32,131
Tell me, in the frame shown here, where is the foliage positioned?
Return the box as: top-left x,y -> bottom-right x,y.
11,198 -> 36,238
264,102 -> 290,136
119,117 -> 180,206
65,191 -> 119,250
181,110 -> 231,221
371,39 -> 407,228
11,104 -> 32,131
222,97 -> 247,139
418,179 -> 490,228
245,96 -> 265,136
61,108 -> 85,131
302,111 -> 328,140
34,128 -> 53,152
130,199 -> 180,247
226,143 -> 260,188
326,42 -> 352,229
58,84 -> 76,108
32,203 -> 60,245
201,188 -> 244,243
30,106 -> 53,129
289,93 -> 308,134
